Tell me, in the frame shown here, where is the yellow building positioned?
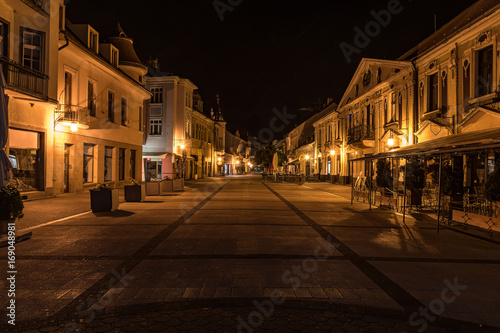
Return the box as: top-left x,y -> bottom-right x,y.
2,0 -> 64,197
53,22 -> 150,194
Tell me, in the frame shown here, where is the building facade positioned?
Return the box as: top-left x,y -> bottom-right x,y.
143,63 -> 226,180
53,22 -> 150,194
2,0 -> 64,197
312,0 -> 500,190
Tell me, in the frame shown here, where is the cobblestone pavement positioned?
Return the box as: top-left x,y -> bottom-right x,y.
1,175 -> 499,332
13,300 -> 495,332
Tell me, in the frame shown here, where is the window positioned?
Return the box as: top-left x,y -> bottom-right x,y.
64,72 -> 73,108
83,144 -> 94,183
139,75 -> 143,84
111,49 -> 118,67
121,98 -> 127,126
107,91 -> 115,122
119,148 -> 125,181
428,73 -> 439,111
442,71 -> 448,112
130,150 -> 136,180
398,93 -> 403,124
463,60 -> 471,105
389,92 -> 396,122
104,147 -> 113,181
0,20 -> 8,57
88,81 -> 96,117
89,31 -> 98,52
22,29 -> 43,72
151,88 -> 163,103
139,106 -> 143,131
150,119 -> 162,136
476,46 -> 493,97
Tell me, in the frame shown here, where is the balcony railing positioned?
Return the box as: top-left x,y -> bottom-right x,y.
0,56 -> 48,98
55,106 -> 90,129
347,124 -> 375,144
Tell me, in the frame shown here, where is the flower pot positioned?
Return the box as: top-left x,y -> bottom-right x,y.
90,188 -> 119,212
146,182 -> 161,196
124,184 -> 145,202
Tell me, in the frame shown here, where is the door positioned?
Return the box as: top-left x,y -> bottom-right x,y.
146,161 -> 158,181
64,144 -> 71,193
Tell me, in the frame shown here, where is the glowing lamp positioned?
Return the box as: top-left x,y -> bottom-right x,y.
180,145 -> 185,149
330,150 -> 335,156
388,138 -> 394,147
70,123 -> 78,133
305,155 -> 310,160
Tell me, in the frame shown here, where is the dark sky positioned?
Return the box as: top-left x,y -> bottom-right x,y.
66,0 -> 478,138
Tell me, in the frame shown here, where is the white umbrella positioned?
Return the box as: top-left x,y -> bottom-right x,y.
272,153 -> 278,174
0,66 -> 12,187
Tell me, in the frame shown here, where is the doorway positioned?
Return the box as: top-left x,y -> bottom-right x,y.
64,144 -> 71,193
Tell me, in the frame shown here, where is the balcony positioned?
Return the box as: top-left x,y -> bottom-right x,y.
347,124 -> 375,148
55,106 -> 90,131
0,56 -> 48,99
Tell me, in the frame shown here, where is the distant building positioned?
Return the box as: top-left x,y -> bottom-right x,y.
224,129 -> 252,175
143,63 -> 226,180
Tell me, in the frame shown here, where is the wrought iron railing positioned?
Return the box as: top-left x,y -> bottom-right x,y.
0,56 -> 48,98
55,106 -> 90,127
347,124 -> 375,144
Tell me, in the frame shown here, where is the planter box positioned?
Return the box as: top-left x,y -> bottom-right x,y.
146,182 -> 161,196
90,189 -> 119,212
1,219 -> 14,234
160,180 -> 174,194
173,179 -> 184,191
124,184 -> 146,202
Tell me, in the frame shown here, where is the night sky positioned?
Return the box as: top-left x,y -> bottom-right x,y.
66,0 -> 478,139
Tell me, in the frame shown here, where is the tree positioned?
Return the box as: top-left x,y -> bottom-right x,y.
254,145 -> 286,167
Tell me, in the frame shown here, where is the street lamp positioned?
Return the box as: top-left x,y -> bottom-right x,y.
70,123 -> 78,133
180,144 -> 185,149
330,150 -> 335,156
305,155 -> 310,160
388,138 -> 394,147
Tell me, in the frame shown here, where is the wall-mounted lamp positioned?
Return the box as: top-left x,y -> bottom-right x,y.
70,123 -> 78,133
388,138 -> 394,147
330,150 -> 335,156
305,155 -> 310,160
180,145 -> 185,149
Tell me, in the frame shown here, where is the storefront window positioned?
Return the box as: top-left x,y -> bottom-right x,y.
119,148 -> 125,181
83,144 -> 94,183
8,129 -> 41,190
104,147 -> 113,181
130,150 -> 136,180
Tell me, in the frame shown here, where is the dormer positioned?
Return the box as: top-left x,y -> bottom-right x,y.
67,24 -> 99,53
99,43 -> 120,67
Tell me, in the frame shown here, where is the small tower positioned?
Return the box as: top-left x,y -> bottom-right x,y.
108,23 -> 147,83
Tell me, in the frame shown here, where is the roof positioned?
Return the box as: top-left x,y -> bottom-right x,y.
398,0 -> 500,60
352,127 -> 500,161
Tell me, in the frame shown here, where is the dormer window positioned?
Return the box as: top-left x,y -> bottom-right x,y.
89,31 -> 98,53
111,49 -> 118,67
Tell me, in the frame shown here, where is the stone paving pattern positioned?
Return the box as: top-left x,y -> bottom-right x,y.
0,175 -> 499,332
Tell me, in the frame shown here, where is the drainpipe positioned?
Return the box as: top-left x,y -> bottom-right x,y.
58,33 -> 70,51
411,59 -> 419,144
454,43 -> 459,134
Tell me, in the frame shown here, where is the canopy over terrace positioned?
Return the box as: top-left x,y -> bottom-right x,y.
348,127 -> 500,233
351,128 -> 500,162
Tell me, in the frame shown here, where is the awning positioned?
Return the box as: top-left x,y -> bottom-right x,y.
351,128 -> 500,161
143,152 -> 168,159
287,159 -> 299,165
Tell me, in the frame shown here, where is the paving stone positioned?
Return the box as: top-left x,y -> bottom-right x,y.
308,288 -> 328,298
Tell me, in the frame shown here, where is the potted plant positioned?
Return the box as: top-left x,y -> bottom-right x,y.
124,178 -> 145,202
146,178 -> 161,196
90,183 -> 119,212
0,185 -> 24,234
405,157 -> 426,206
